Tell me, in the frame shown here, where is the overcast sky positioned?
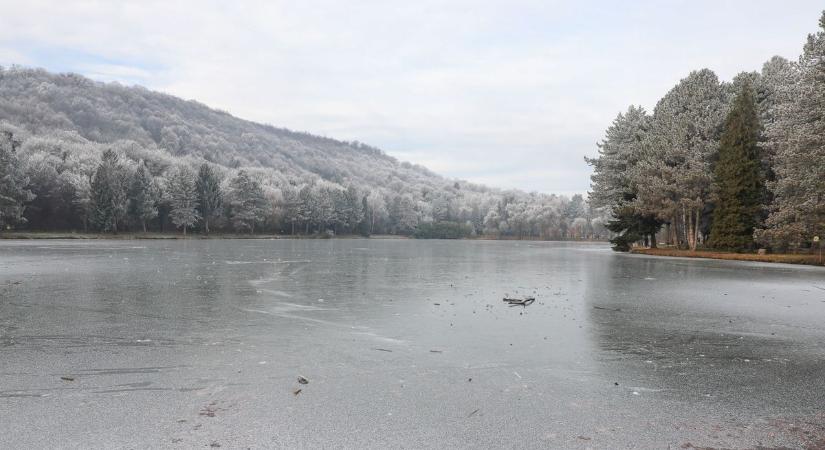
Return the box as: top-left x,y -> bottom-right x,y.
1,1 -> 822,196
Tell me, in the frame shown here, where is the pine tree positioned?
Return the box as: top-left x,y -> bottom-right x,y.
297,185 -> 314,234
358,195 -> 371,236
757,12 -> 825,249
228,170 -> 265,233
166,165 -> 200,236
345,185 -> 364,233
90,149 -> 127,232
586,106 -> 661,251
633,69 -> 728,251
128,163 -> 157,232
708,83 -> 763,250
281,185 -> 301,235
313,186 -> 335,233
0,131 -> 34,229
195,163 -> 222,234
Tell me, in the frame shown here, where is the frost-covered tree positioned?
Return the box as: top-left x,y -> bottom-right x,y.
281,184 -> 302,235
297,185 -> 315,234
330,187 -> 351,233
166,165 -> 200,235
757,12 -> 825,249
586,106 -> 647,211
90,149 -> 127,232
483,209 -> 501,235
756,56 -> 797,171
0,131 -> 34,229
586,106 -> 661,250
346,185 -> 365,231
365,191 -> 387,234
127,163 -> 157,232
431,193 -> 451,222
195,163 -> 222,234
392,194 -> 419,234
227,170 -> 265,233
633,69 -> 728,251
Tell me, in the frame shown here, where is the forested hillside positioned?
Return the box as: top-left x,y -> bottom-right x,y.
0,67 -> 606,238
588,9 -> 825,252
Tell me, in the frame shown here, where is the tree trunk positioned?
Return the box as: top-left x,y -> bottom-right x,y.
142,221 -> 147,233
693,207 -> 701,250
685,209 -> 696,252
204,218 -> 209,235
671,220 -> 678,246
183,225 -> 186,237
668,218 -> 678,246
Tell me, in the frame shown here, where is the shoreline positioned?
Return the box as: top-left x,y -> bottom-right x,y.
631,247 -> 825,267
0,231 -> 380,240
0,231 -> 606,243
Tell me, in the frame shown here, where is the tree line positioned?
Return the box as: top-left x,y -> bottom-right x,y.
587,10 -> 825,253
0,123 -> 609,239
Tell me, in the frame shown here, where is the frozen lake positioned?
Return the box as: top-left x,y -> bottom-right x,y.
1,239 -> 825,448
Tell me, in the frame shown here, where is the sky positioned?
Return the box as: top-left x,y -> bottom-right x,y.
0,1 -> 822,196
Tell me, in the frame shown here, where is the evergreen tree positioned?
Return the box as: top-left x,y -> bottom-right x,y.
708,82 -> 763,250
586,106 -> 661,251
345,185 -> 364,232
90,149 -> 127,232
330,188 -> 350,233
166,165 -> 200,236
358,195 -> 371,236
0,131 -> 34,229
633,69 -> 728,251
313,186 -> 335,232
281,185 -> 301,235
228,170 -> 265,233
757,12 -> 825,249
297,185 -> 314,234
127,163 -> 157,232
605,205 -> 662,251
195,163 -> 222,234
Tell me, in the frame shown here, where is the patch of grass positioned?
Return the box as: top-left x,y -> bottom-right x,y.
632,247 -> 824,266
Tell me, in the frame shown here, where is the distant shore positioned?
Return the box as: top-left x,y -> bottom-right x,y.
0,231 -> 379,240
0,231 -> 606,243
631,247 -> 825,267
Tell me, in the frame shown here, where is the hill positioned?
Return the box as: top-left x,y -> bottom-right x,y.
0,66 -> 605,238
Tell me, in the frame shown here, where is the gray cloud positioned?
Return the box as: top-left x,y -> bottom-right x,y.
0,0 -> 821,194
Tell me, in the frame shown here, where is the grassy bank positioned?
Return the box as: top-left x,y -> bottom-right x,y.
631,247 -> 824,266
